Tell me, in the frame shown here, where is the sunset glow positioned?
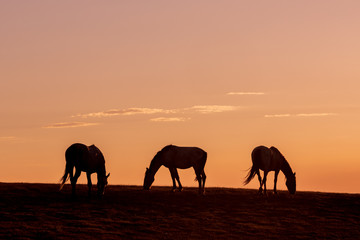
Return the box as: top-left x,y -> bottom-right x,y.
1,1 -> 360,193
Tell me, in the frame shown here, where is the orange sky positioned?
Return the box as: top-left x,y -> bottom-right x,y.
1,1 -> 360,193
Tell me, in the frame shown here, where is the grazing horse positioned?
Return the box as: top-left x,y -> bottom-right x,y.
60,143 -> 110,197
143,145 -> 207,194
244,146 -> 296,194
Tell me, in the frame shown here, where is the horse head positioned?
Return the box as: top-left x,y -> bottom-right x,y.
143,168 -> 154,190
286,172 -> 296,194
97,173 -> 110,196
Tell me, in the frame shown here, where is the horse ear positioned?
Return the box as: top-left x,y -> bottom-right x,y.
106,173 -> 110,178
294,172 -> 296,176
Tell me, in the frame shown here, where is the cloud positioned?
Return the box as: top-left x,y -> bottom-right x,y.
44,122 -> 100,129
74,105 -> 240,119
191,105 -> 239,114
150,117 -> 190,122
0,136 -> 17,141
75,108 -> 176,118
264,114 -> 292,118
227,92 -> 265,96
296,113 -> 337,117
265,113 -> 337,118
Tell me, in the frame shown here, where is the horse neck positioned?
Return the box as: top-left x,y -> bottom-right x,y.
280,158 -> 293,179
149,156 -> 162,176
97,165 -> 106,177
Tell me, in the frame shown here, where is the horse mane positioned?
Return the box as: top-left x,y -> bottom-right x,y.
88,144 -> 106,174
270,146 -> 293,179
150,149 -> 165,169
148,145 -> 174,169
161,144 -> 174,152
89,145 -> 105,160
270,146 -> 285,161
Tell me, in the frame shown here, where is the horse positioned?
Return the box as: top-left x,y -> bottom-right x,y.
244,146 -> 296,195
143,145 -> 207,194
60,143 -> 110,197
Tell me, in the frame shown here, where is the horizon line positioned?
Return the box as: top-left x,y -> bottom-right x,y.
0,181 -> 358,194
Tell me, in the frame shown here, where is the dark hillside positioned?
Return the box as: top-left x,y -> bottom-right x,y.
0,183 -> 359,239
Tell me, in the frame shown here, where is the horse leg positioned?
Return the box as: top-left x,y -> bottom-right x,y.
169,168 -> 177,191
274,170 -> 280,194
200,170 -> 206,194
263,171 -> 268,195
69,167 -> 74,195
71,169 -> 81,197
87,172 -> 92,197
256,169 -> 263,194
174,168 -> 182,192
193,167 -> 202,194
68,165 -> 74,186
197,174 -> 202,194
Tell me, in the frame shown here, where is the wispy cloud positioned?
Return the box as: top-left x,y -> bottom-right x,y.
265,113 -> 337,118
150,117 -> 190,122
296,113 -> 337,117
0,136 -> 17,141
75,108 -> 176,118
265,114 -> 292,118
47,105 -> 240,129
74,105 -> 240,119
44,122 -> 100,129
227,92 -> 265,96
191,105 -> 239,114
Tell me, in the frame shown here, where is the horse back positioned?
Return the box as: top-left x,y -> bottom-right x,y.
252,146 -> 283,171
65,143 -> 88,164
162,145 -> 206,169
65,143 -> 105,173
88,145 -> 105,167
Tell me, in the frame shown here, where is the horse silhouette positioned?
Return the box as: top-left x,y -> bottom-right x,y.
143,145 -> 207,194
60,143 -> 110,197
244,146 -> 296,194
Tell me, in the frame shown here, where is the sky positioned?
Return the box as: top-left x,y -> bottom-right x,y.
1,1 -> 360,193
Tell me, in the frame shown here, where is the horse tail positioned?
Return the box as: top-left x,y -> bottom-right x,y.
244,165 -> 257,185
59,162 -> 71,191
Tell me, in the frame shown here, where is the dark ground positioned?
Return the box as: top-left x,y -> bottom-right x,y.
0,183 -> 359,239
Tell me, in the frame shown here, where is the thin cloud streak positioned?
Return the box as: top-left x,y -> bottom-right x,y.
227,92 -> 265,95
75,108 -> 176,118
265,114 -> 292,118
265,113 -> 337,118
0,136 -> 17,141
296,113 -> 337,117
44,122 -> 99,129
74,105 -> 240,119
150,117 -> 190,122
191,105 -> 239,114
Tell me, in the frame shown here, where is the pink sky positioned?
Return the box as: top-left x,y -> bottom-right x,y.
1,1 -> 360,193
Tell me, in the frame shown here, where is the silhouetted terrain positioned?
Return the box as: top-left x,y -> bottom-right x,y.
0,183 -> 359,239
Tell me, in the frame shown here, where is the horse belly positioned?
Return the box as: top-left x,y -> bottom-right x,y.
163,159 -> 193,169
175,162 -> 194,169
80,158 -> 102,173
162,155 -> 197,169
258,160 -> 282,172
162,146 -> 205,169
